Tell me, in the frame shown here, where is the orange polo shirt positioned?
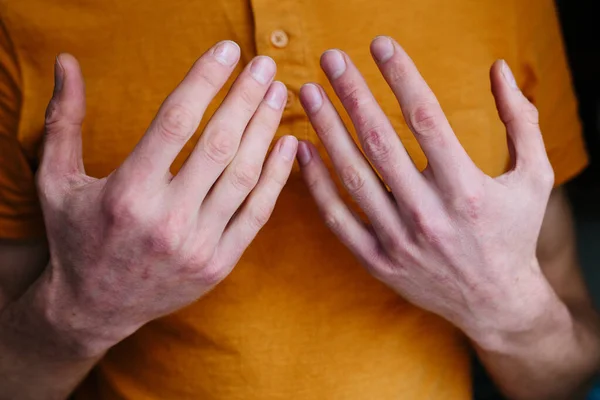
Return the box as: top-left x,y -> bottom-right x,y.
0,1 -> 587,399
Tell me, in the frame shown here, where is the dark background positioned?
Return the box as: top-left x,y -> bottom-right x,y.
474,1 -> 600,398
559,0 -> 600,307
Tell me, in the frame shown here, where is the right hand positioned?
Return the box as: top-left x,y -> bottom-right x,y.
34,41 -> 297,356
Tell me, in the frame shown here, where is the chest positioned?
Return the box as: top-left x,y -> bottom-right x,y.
3,0 -> 515,177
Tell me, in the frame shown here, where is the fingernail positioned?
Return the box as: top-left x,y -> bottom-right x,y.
213,41 -> 240,66
502,60 -> 519,90
299,84 -> 323,113
279,136 -> 298,162
371,36 -> 394,63
54,55 -> 65,94
265,82 -> 286,109
250,56 -> 276,85
321,50 -> 346,80
296,141 -> 312,166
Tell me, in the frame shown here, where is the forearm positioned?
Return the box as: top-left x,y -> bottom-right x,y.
474,284 -> 600,400
0,273 -> 104,400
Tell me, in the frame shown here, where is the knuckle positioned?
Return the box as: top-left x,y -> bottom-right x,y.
521,102 -> 540,126
410,208 -> 444,246
322,206 -> 345,232
522,151 -> 554,192
145,218 -> 185,256
203,128 -> 238,165
44,98 -> 84,135
535,161 -> 555,190
231,162 -> 262,191
450,183 -> 486,220
501,110 -> 517,127
334,82 -> 375,134
157,104 -> 196,143
189,246 -> 215,269
44,99 -> 61,127
542,164 -> 555,187
338,85 -> 365,115
304,173 -> 321,192
247,199 -> 274,230
386,60 -> 411,87
36,170 -> 83,208
101,193 -> 143,227
379,232 -> 413,264
381,231 -> 405,255
35,172 -> 61,207
384,235 -> 407,257
145,231 -> 179,256
195,262 -> 228,287
267,167 -> 288,188
363,126 -> 392,163
187,232 -> 217,266
251,112 -> 277,134
340,165 -> 366,195
460,190 -> 485,220
314,116 -> 338,142
238,88 -> 260,113
44,117 -> 71,146
408,104 -> 440,138
194,66 -> 221,90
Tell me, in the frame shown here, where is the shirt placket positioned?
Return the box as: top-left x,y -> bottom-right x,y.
250,0 -> 312,140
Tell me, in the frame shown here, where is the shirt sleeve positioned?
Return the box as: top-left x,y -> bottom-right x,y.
0,20 -> 44,239
516,0 -> 588,187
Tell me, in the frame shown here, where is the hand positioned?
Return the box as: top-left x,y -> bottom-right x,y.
297,36 -> 558,348
34,41 -> 297,356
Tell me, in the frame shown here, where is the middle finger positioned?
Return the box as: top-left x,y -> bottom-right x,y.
171,55 -> 277,207
197,81 -> 287,235
320,49 -> 426,205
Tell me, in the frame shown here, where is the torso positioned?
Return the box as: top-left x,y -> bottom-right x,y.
1,0 -> 517,397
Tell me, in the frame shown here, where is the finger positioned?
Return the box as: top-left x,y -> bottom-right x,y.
370,36 -> 478,188
320,49 -> 425,203
299,82 -> 404,244
296,141 -> 382,264
41,54 -> 86,178
491,60 -> 554,186
171,55 -> 277,205
118,40 -> 241,186
197,81 -> 286,235
214,135 -> 297,268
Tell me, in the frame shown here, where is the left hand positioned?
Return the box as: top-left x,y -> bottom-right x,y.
297,36 -> 559,348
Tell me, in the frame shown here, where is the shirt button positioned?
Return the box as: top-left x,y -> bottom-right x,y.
285,89 -> 295,109
270,30 -> 289,48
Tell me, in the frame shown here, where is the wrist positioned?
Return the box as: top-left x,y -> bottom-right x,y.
461,261 -> 573,354
474,293 -> 572,356
1,269 -> 117,361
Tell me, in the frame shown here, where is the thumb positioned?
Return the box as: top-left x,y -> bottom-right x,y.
40,53 -> 86,177
490,59 -> 554,186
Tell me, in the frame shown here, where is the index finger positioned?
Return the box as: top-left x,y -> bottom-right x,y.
118,40 -> 241,186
